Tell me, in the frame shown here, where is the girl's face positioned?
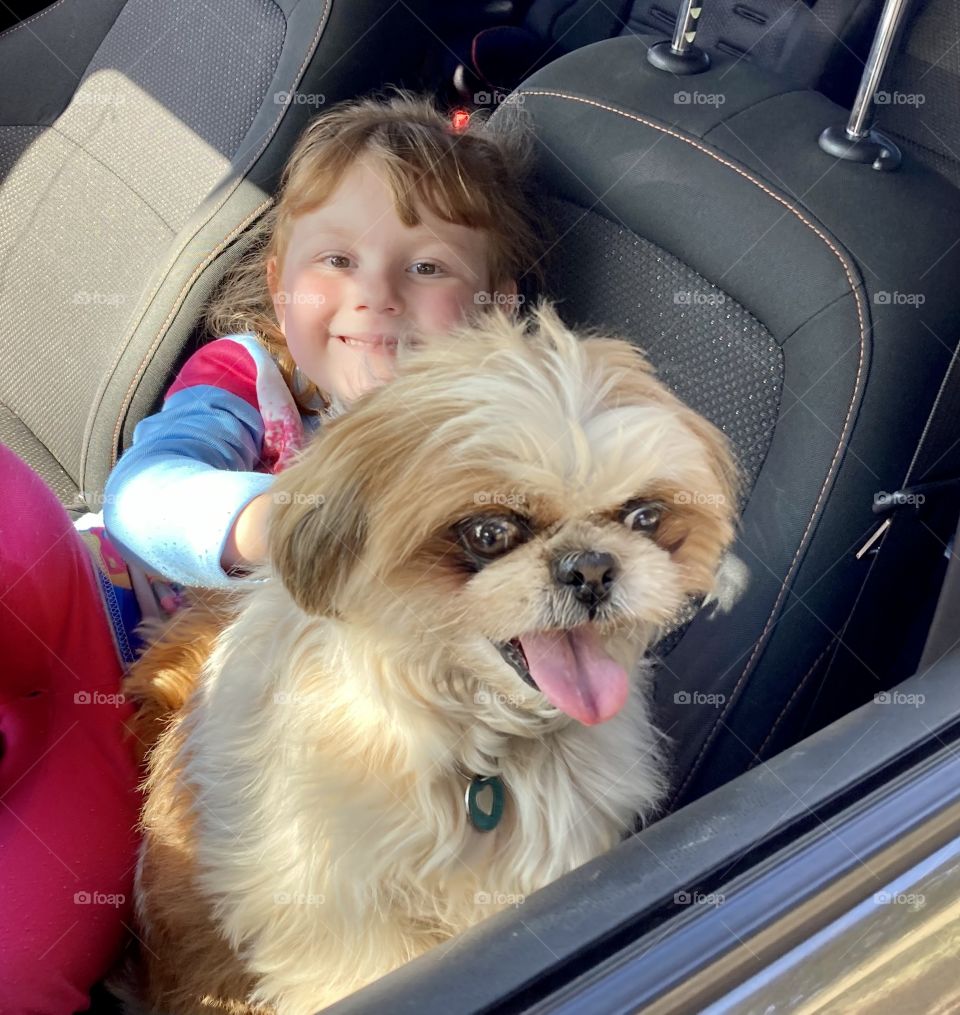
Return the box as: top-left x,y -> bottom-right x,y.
268,157 -> 515,405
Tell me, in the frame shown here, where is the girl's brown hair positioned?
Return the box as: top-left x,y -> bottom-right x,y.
205,88 -> 545,414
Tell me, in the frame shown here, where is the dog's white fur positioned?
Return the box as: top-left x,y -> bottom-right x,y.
117,302 -> 739,1014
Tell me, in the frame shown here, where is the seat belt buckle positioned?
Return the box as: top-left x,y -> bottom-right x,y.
856,485 -> 927,557
858,478 -> 960,558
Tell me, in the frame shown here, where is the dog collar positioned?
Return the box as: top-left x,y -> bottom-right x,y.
458,770 -> 505,832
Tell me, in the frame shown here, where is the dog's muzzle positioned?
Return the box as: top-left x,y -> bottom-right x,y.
493,551 -> 620,690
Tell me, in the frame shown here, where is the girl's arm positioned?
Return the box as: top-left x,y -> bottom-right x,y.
103,337 -> 293,588
221,490 -> 273,573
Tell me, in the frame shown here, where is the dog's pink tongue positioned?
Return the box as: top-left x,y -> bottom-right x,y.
518,628 -> 629,725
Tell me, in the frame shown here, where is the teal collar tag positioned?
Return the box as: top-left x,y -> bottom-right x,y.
465,775 -> 505,832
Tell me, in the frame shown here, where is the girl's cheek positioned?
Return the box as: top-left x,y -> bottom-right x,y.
423,286 -> 480,330
304,278 -> 336,312
289,267 -> 337,308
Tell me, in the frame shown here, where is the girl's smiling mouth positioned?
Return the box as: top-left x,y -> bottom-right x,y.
336,334 -> 399,351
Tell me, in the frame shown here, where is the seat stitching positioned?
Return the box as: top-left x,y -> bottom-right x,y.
0,396 -> 76,493
518,89 -> 868,802
0,0 -> 70,43
108,194 -> 274,456
45,122 -> 178,231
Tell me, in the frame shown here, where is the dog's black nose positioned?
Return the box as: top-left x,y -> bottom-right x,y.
553,551 -> 618,605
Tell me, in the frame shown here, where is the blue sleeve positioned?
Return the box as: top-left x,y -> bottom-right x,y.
103,385 -> 275,588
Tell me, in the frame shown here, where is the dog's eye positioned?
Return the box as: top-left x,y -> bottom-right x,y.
621,501 -> 663,534
457,515 -> 528,559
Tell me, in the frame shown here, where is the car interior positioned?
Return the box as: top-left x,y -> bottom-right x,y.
2,0 -> 960,1011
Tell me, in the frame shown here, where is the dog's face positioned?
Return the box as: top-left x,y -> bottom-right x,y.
269,303 -> 739,728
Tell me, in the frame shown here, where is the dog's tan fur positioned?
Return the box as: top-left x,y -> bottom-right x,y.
114,303 -> 740,1014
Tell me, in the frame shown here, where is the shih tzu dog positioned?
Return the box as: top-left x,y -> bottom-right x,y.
112,302 -> 740,1014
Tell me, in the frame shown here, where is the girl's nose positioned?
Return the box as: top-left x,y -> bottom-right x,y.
353,272 -> 403,315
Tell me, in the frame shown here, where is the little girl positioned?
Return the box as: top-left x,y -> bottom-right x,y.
0,89 -> 543,1012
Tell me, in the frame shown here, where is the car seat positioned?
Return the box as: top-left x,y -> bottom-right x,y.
494,24 -> 960,809
451,0 -> 889,113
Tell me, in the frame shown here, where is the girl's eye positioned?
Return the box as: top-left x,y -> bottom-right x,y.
409,261 -> 444,276
321,254 -> 352,269
621,501 -> 663,534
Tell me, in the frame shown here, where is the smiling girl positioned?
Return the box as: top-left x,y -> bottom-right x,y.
102,89 -> 543,589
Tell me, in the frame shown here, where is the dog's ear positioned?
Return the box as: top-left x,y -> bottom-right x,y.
268,467 -> 368,617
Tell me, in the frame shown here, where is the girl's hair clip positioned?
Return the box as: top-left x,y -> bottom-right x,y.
449,108 -> 471,133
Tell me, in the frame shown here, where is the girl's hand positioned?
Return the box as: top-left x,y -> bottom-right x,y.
221,491 -> 274,574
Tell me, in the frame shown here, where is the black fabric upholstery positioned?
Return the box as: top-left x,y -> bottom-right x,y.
541,197 -> 782,488
504,33 -> 960,809
878,0 -> 960,189
0,0 -> 128,125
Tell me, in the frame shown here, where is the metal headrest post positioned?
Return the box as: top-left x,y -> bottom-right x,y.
818,0 -> 913,171
647,0 -> 710,75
